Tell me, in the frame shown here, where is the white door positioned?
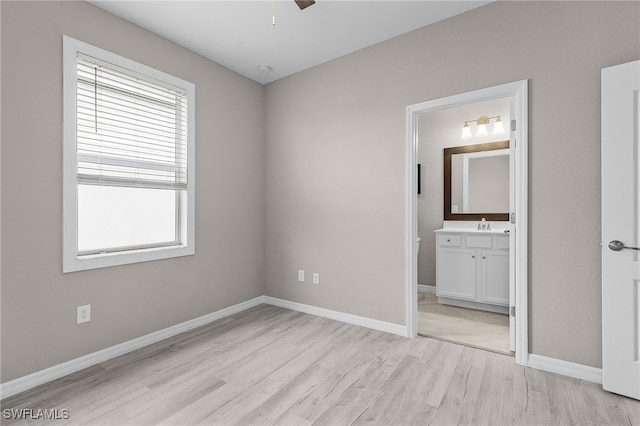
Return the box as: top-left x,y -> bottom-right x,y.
602,60 -> 640,400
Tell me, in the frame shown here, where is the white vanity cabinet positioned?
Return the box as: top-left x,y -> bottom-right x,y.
435,229 -> 509,313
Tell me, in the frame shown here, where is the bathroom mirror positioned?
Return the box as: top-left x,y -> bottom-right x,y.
444,141 -> 510,221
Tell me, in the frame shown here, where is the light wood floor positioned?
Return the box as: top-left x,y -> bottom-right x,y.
418,292 -> 511,354
2,304 -> 638,425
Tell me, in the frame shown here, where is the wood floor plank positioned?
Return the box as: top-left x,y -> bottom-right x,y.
282,364 -> 364,423
234,363 -> 331,426
201,320 -> 354,425
574,379 -> 635,426
417,339 -> 465,408
271,411 -> 313,426
311,333 -> 429,425
1,365 -> 108,411
2,304 -> 639,426
544,372 -> 599,425
113,367 -> 225,423
471,351 -> 524,425
427,346 -> 488,426
51,379 -> 149,425
510,365 -> 553,425
351,354 -> 437,426
162,313 -> 346,424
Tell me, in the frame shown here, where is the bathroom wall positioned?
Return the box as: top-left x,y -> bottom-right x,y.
1,1 -> 265,382
418,98 -> 511,287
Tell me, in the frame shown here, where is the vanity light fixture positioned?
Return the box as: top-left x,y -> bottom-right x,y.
476,116 -> 489,137
460,115 -> 505,139
493,116 -> 505,135
461,122 -> 472,139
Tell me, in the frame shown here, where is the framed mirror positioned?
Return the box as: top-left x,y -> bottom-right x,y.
444,140 -> 509,221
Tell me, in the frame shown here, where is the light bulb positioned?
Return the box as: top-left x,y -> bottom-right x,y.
493,117 -> 505,135
461,122 -> 472,139
476,123 -> 488,137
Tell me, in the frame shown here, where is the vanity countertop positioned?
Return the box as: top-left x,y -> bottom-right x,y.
434,228 -> 509,235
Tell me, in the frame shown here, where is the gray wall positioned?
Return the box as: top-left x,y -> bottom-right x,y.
1,1 -> 265,382
265,1 -> 639,368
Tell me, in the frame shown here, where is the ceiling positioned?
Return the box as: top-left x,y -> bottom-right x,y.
89,1 -> 491,85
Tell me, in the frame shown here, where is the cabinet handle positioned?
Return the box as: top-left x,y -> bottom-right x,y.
447,239 -> 451,242
483,256 -> 486,259
472,255 -> 475,258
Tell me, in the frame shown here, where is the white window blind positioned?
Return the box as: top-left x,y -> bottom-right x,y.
76,55 -> 188,190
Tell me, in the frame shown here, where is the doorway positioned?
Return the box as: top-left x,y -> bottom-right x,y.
405,80 -> 529,366
417,98 -> 512,354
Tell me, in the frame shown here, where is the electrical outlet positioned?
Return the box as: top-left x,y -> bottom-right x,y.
313,273 -> 320,285
77,304 -> 91,324
298,270 -> 305,282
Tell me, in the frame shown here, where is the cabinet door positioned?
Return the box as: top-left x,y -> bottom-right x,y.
480,250 -> 509,305
436,248 -> 476,300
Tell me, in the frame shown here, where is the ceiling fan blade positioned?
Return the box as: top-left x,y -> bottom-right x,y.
294,0 -> 315,10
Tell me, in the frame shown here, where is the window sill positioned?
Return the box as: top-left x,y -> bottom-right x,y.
63,243 -> 194,273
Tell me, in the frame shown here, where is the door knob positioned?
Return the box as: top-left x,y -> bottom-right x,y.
608,240 -> 640,251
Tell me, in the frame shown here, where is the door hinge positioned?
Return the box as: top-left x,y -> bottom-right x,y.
510,306 -> 516,317
511,119 -> 516,131
510,212 -> 516,224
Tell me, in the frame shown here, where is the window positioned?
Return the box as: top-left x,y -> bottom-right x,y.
63,36 -> 195,272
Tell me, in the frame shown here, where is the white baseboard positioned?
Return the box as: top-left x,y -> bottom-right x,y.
527,354 -> 602,384
0,296 -> 266,399
1,294 -> 603,400
418,284 -> 436,293
263,296 -> 407,337
1,295 -> 405,399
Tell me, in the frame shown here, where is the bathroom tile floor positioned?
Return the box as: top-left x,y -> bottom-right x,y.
418,291 -> 511,355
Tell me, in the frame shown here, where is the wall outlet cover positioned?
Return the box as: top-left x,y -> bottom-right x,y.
77,304 -> 91,324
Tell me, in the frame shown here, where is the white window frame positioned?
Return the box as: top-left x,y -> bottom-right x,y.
63,36 -> 195,273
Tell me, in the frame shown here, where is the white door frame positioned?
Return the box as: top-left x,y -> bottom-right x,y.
405,80 -> 529,366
